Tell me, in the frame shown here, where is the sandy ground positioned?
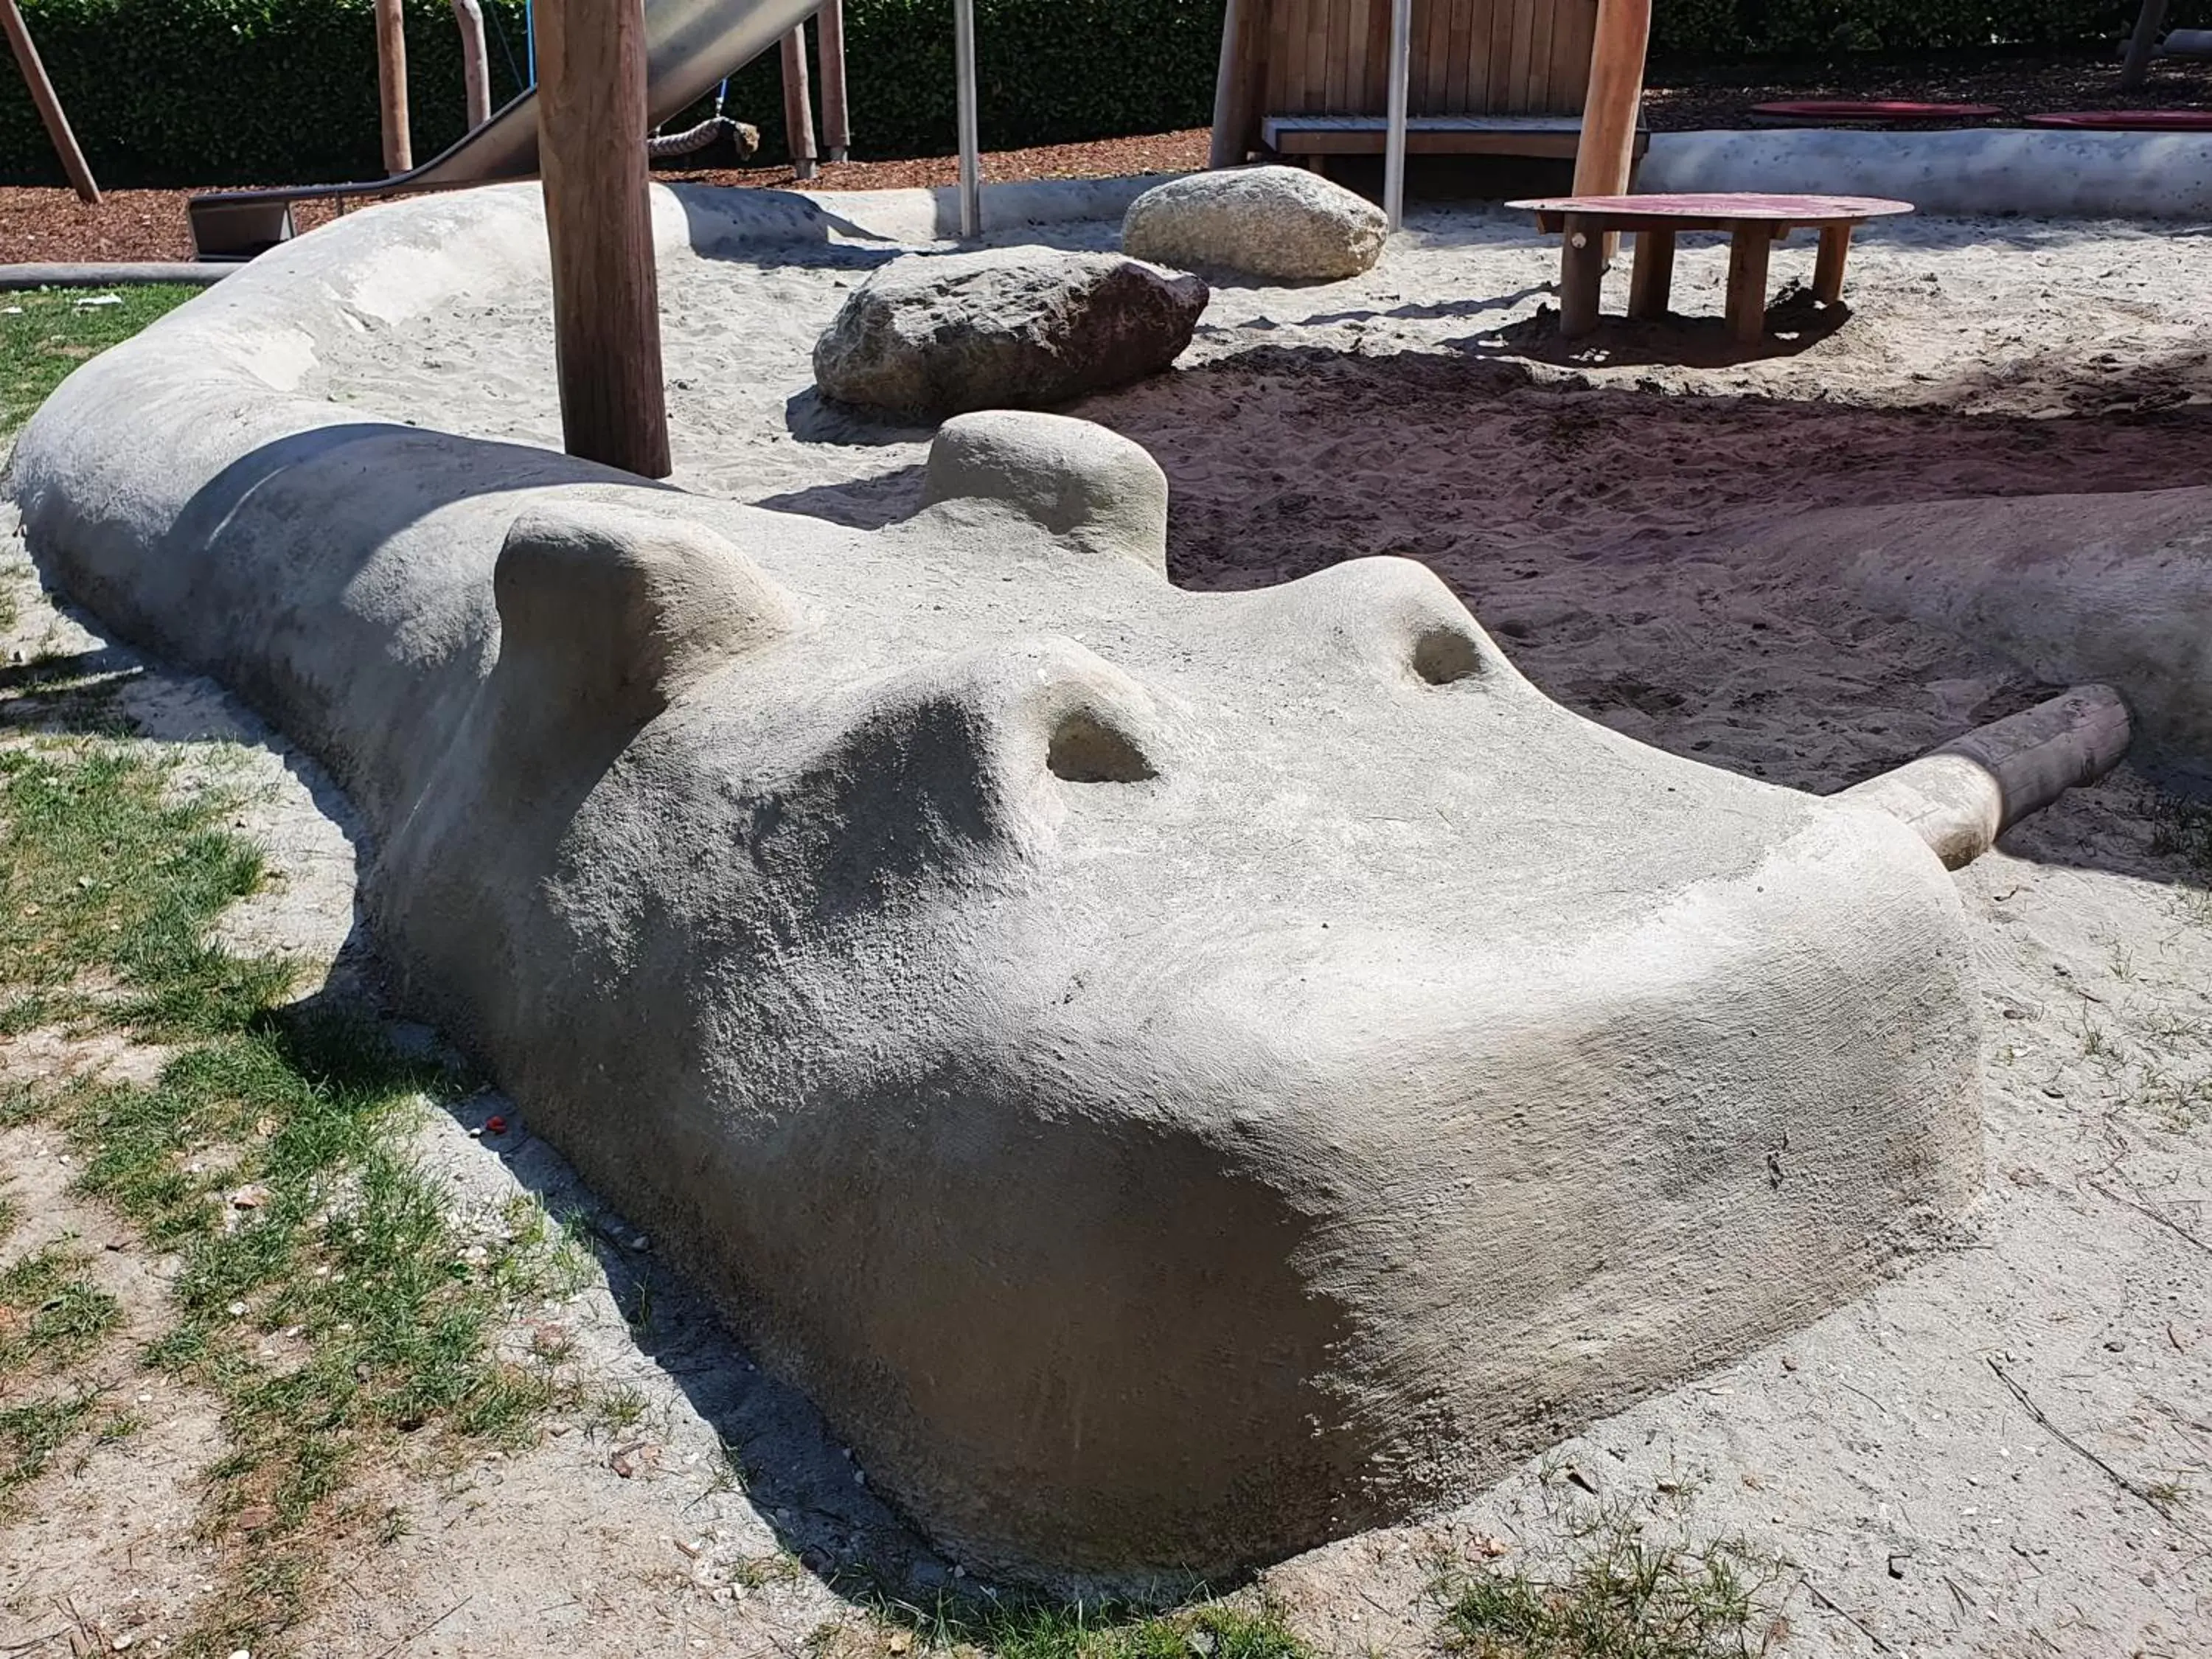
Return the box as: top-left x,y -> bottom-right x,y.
5,201 -> 2212,1655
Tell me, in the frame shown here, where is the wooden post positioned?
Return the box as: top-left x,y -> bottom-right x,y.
2123,0 -> 2171,91
1572,0 -> 1650,199
780,26 -> 817,181
451,0 -> 493,129
1207,0 -> 1248,169
537,0 -> 672,479
1812,222 -> 1852,304
0,0 -> 99,204
375,0 -> 413,175
1559,215 -> 1603,338
817,0 -> 850,161
1571,0 -> 1649,263
1627,228 -> 1673,319
1723,223 -> 1771,344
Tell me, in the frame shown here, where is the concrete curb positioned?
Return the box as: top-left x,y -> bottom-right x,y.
1644,128 -> 2212,220
0,262 -> 233,291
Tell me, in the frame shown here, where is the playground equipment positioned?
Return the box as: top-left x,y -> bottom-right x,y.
189,0 -> 901,259
1209,0 -> 1654,229
2124,0 -> 2212,88
1509,189 -> 1912,340
1,0 -> 98,203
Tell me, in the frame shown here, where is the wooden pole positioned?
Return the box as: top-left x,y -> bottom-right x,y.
2122,0 -> 2170,91
451,0 -> 493,129
538,0 -> 671,479
1571,0 -> 1649,200
1206,0 -> 1248,169
817,0 -> 849,161
0,0 -> 99,204
375,0 -> 413,175
780,26 -> 817,181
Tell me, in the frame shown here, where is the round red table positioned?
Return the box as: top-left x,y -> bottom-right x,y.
1507,192 -> 1916,341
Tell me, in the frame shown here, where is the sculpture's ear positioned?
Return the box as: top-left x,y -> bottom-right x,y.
919,411 -> 1170,576
494,501 -> 794,727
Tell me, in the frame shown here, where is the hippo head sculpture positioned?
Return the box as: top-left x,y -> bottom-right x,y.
7,199 -> 1981,1586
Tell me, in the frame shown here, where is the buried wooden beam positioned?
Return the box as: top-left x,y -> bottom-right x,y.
1844,685 -> 2132,869
0,0 -> 100,204
375,0 -> 412,175
537,0 -> 672,479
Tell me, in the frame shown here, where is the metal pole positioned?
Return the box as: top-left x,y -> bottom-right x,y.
525,0 -> 537,85
953,0 -> 981,238
1382,0 -> 1411,232
2123,0 -> 2171,90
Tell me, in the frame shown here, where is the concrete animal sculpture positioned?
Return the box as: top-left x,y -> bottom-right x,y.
10,187 -> 1988,1583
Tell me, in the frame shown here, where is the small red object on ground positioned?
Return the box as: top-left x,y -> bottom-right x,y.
485,1114 -> 507,1135
1752,99 -> 2004,124
2026,110 -> 2212,131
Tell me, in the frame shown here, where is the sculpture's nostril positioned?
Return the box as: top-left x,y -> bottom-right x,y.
1048,711 -> 1158,784
1412,625 -> 1485,686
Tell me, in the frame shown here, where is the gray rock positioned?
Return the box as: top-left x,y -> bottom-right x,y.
1122,166 -> 1388,282
811,247 -> 1207,420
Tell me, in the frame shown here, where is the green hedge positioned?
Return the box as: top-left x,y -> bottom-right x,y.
1,0 -> 2205,187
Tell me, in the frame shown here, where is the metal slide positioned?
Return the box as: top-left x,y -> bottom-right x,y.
189,0 -> 826,258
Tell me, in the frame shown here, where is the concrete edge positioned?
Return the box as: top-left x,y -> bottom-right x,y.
1643,127 -> 2212,220
0,262 -> 234,291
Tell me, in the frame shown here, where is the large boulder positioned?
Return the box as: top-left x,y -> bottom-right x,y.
12,187 -> 1986,1587
811,247 -> 1207,420
1123,165 -> 1388,281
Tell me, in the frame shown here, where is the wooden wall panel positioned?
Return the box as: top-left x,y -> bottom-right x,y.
1249,0 -> 1598,121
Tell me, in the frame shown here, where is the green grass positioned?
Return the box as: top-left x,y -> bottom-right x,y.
841,1594 -> 1312,1659
0,285 -> 199,437
0,736 -> 589,1652
1433,1475 -> 1788,1659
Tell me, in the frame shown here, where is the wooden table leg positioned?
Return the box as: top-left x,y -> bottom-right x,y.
1814,221 -> 1854,305
1627,228 -> 1674,320
1724,221 -> 1772,343
1559,214 -> 1604,338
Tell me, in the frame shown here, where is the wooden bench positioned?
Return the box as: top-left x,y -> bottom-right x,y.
1506,191 -> 1915,341
1262,113 -> 1649,165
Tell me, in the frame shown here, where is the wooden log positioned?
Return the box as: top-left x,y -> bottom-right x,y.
537,0 -> 672,479
1558,215 -> 1604,338
818,0 -> 850,161
1,0 -> 100,203
1813,221 -> 1852,304
375,0 -> 412,175
1627,227 -> 1672,319
1723,222 -> 1770,342
451,0 -> 493,130
1569,0 -> 1649,268
781,26 -> 817,181
1843,686 -> 2131,869
1207,0 -> 1249,169
1571,0 -> 1650,199
2123,0 -> 2171,91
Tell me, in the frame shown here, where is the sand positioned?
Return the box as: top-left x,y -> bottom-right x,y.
4,198 -> 2211,1655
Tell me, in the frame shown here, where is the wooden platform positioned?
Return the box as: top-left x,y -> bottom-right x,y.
1261,112 -> 1648,162
1508,190 -> 1914,341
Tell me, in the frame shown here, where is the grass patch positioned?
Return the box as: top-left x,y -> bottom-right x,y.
841,1593 -> 1312,1659
0,736 -> 587,1649
1433,1472 -> 1789,1659
0,285 -> 200,438
0,1239 -> 122,1375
